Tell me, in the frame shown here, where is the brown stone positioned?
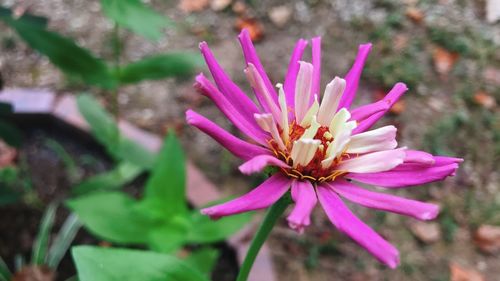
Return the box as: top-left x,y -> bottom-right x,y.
409,221 -> 441,243
474,224 -> 500,254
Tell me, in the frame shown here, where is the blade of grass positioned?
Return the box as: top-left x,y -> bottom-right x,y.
47,214 -> 82,269
0,255 -> 11,281
32,203 -> 57,265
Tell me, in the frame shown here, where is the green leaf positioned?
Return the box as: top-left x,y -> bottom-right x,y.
47,214 -> 82,269
76,94 -> 156,169
32,203 -> 57,265
0,119 -> 22,147
66,192 -> 152,244
3,18 -> 115,89
184,248 -> 219,277
186,210 -> 252,244
118,53 -> 202,84
72,246 -> 209,281
72,162 -> 143,195
142,133 -> 186,216
0,254 -> 11,281
147,222 -> 188,254
101,0 -> 172,41
0,6 -> 48,28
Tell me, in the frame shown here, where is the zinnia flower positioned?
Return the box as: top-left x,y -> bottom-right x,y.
186,29 -> 462,268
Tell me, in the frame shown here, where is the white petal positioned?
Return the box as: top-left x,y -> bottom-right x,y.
255,113 -> 286,151
277,83 -> 289,143
329,108 -> 351,136
346,125 -> 398,154
322,121 -> 356,168
300,95 -> 319,127
337,148 -> 406,173
300,116 -> 321,140
294,61 -> 313,124
317,77 -> 346,126
290,139 -> 321,168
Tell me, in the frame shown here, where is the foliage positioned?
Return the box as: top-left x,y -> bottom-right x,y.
72,246 -> 210,281
67,133 -> 252,252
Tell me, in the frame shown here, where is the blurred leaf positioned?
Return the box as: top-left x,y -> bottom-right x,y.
72,162 -> 143,195
0,187 -> 20,206
147,222 -> 188,254
101,0 -> 172,41
47,214 -> 82,269
0,254 -> 11,281
2,18 -> 115,88
76,95 -> 156,169
45,139 -> 81,183
143,133 -> 187,217
118,53 -> 202,84
32,203 -> 57,265
0,102 -> 13,115
184,248 -> 219,277
72,246 -> 209,281
66,192 -> 152,244
0,6 -> 48,27
0,119 -> 22,147
186,210 -> 252,243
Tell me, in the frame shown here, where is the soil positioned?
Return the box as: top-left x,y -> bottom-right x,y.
0,118 -> 239,281
1,0 -> 500,280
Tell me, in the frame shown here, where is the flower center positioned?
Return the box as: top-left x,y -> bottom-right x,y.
268,121 -> 348,183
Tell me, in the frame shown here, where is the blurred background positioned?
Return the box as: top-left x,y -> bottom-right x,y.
1,0 -> 499,280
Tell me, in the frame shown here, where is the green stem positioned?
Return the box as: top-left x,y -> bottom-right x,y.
236,194 -> 291,281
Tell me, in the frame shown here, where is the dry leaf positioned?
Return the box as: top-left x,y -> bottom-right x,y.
474,224 -> 500,254
235,18 -> 264,42
178,0 -> 209,13
268,5 -> 293,28
409,221 -> 441,243
433,46 -> 459,76
450,263 -> 485,281
11,266 -> 55,281
0,139 -> 16,168
405,7 -> 424,23
210,0 -> 232,11
473,91 -> 497,109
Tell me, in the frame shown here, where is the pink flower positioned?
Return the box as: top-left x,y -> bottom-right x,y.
186,29 -> 462,268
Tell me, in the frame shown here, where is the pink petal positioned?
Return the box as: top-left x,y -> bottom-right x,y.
294,61 -> 314,123
186,110 -> 270,161
245,63 -> 282,122
199,42 -> 260,122
434,156 -> 464,166
201,174 -> 291,219
404,150 -> 435,166
283,39 -> 308,115
195,74 -> 269,145
337,148 -> 406,173
346,161 -> 459,188
287,180 -> 317,233
317,185 -> 400,268
239,155 -> 290,175
350,98 -> 390,122
311,37 -> 322,100
238,29 -> 278,105
352,83 -> 408,134
338,43 -> 372,110
328,180 -> 439,220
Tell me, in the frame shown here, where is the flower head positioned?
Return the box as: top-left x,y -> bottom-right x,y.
187,29 -> 462,268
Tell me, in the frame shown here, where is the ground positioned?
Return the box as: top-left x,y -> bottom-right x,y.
1,0 -> 499,280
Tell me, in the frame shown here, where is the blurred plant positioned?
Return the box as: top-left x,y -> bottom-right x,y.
0,4 -> 202,117
0,204 -> 82,281
71,246 -> 213,281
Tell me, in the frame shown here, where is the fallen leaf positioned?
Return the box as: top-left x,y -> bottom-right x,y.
178,0 -> 209,13
11,266 -> 55,281
474,224 -> 500,254
232,1 -> 247,15
0,139 -> 16,168
268,5 -> 293,28
473,91 -> 497,109
235,18 -> 264,42
433,46 -> 459,76
210,0 -> 232,11
449,263 -> 485,281
405,7 -> 424,23
409,221 -> 441,243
